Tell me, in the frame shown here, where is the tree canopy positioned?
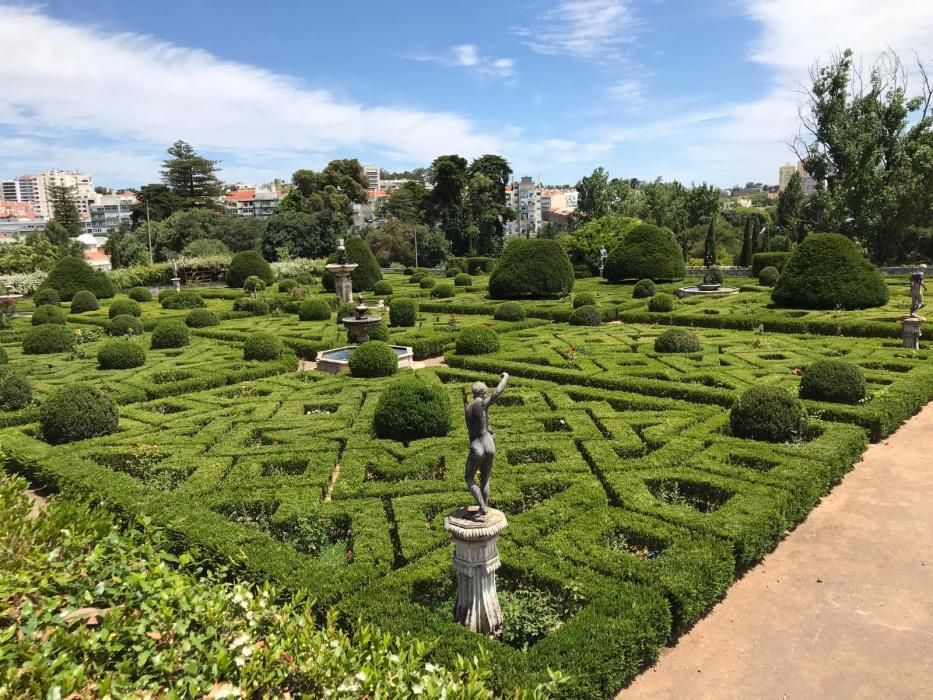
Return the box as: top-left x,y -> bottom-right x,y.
160,141 -> 224,207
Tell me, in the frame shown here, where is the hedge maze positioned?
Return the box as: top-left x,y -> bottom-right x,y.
1,271 -> 931,698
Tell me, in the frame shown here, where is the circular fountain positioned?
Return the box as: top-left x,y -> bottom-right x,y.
342,298 -> 383,344
677,267 -> 739,298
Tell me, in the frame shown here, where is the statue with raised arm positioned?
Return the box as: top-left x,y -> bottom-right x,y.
910,272 -> 926,316
464,373 -> 509,518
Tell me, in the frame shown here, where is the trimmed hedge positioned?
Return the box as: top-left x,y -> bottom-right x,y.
374,280 -> 394,296
488,239 -> 574,299
226,251 -> 273,288
277,279 -> 298,294
419,277 -> 436,289
751,252 -> 792,275
243,275 -> 267,293
38,384 -> 119,445
372,375 -> 451,442
449,256 -> 496,274
654,329 -> 701,353
70,290 -> 99,314
185,309 -> 220,328
430,284 -> 455,299
389,299 -> 417,327
108,314 -> 144,337
493,302 -> 526,322
32,288 -> 60,307
347,321 -> 389,345
799,359 -> 866,404
98,340 -> 147,370
569,305 -> 601,326
632,279 -> 656,298
298,299 -> 332,321
573,292 -> 596,309
22,325 -> 75,354
150,322 -> 191,349
348,341 -> 398,378
606,224 -> 685,283
648,294 -> 674,313
232,296 -> 270,316
108,298 -> 142,319
455,326 -> 500,355
758,266 -> 780,287
128,286 -> 153,302
31,305 -> 66,326
730,386 -> 807,443
161,291 -> 205,310
321,237 -> 382,293
454,273 -> 472,287
243,332 -> 283,361
0,367 -> 32,411
41,257 -> 115,301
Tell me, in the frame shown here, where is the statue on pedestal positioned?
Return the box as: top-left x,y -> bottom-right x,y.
464,373 -> 509,519
910,272 -> 926,316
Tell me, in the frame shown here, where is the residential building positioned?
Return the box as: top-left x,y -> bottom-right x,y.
1,169 -> 96,219
539,188 -> 579,219
363,165 -> 380,192
796,161 -> 819,195
0,201 -> 35,219
351,189 -> 389,229
76,232 -> 112,271
89,192 -> 136,234
505,177 -> 542,237
778,163 -> 796,192
223,188 -> 282,217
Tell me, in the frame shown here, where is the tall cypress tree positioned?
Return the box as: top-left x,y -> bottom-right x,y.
751,218 -> 760,256
47,183 -> 82,237
740,217 -> 753,266
703,217 -> 717,265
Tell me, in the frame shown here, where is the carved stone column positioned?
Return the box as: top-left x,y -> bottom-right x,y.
901,315 -> 924,350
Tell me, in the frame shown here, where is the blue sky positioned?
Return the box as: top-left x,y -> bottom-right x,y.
2,1 -> 933,189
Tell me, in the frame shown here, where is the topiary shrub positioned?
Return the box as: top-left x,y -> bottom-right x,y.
488,239 -> 574,299
298,299 -> 331,321
226,251 -> 273,288
799,359 -> 866,404
758,266 -> 780,287
445,268 -> 459,278
277,278 -> 298,294
243,275 -> 266,293
41,257 -> 115,301
98,340 -> 146,370
648,293 -> 674,312
409,271 -> 425,284
158,289 -> 177,303
233,296 -> 271,316
402,267 -> 414,276
243,332 -> 283,361
704,267 -> 724,285
632,279 -> 656,298
374,280 -> 394,296
348,340 -> 398,378
348,320 -> 389,344
22,325 -> 75,354
31,305 -> 66,326
295,271 -> 313,285
493,302 -> 526,322
69,290 -> 99,314
108,298 -> 142,319
573,292 -> 596,309
430,283 -> 455,298
161,291 -> 205,310
336,302 -> 357,322
454,273 -> 472,287
730,386 -> 807,443
419,277 -> 436,289
0,367 -> 32,411
39,384 -> 119,445
752,252 -> 793,275
455,326 -> 500,355
654,329 -> 701,353
0,347 -> 7,364
185,309 -> 219,328
108,314 -> 143,337
32,288 -> 60,307
321,237 -> 382,292
569,304 -> 601,326
150,321 -> 190,349
128,286 -> 152,302
772,233 -> 889,310
605,224 -> 686,283
390,298 -> 417,327
373,376 -> 451,443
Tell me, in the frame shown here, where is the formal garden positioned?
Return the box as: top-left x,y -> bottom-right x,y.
1,234 -> 931,698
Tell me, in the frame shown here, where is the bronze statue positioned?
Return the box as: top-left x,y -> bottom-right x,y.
910,272 -> 926,316
464,373 -> 509,518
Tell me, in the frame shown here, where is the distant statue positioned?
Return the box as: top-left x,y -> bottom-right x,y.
171,259 -> 178,278
464,373 -> 509,518
599,247 -> 607,262
336,239 -> 349,265
910,272 -> 926,316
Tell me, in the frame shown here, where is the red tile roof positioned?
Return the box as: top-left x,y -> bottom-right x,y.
84,250 -> 110,261
225,189 -> 256,201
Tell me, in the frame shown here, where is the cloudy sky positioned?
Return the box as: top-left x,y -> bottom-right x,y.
1,1 -> 933,189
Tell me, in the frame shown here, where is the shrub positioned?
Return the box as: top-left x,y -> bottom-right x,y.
445,268 -> 459,278
295,271 -> 313,285
730,386 -> 807,443
298,299 -> 331,321
185,309 -> 219,328
419,277 -> 436,289
488,239 -> 574,299
373,376 -> 451,442
648,293 -> 674,312
31,305 -> 66,326
390,298 -> 417,327
374,280 -> 394,296
758,266 -> 780,287
752,252 -> 793,275
348,341 -> 398,378
108,314 -> 143,336
158,289 -> 177,304
409,272 -> 425,284
336,302 -> 357,322
98,340 -> 146,370
703,267 -> 724,285
150,322 -> 190,349
430,283 -> 455,298
321,237 -> 382,292
32,288 -> 60,307
22,325 -> 75,354
243,275 -> 266,293
455,326 -> 500,355
243,332 -> 283,361
606,224 -> 686,282
454,273 -> 472,287
573,292 -> 596,309
654,328 -> 701,353
233,296 -> 270,316
772,234 -> 889,310
493,302 -> 526,322
161,291 -> 205,310
226,251 -> 273,288
402,267 -> 414,275
0,347 -> 6,364
108,298 -> 142,319
799,359 -> 867,404
128,286 -> 152,302
0,367 -> 32,411
277,278 -> 298,294
347,321 -> 389,344
39,384 -> 119,445
632,279 -> 656,298
41,256 -> 115,300
569,304 -> 601,326
69,290 -> 99,313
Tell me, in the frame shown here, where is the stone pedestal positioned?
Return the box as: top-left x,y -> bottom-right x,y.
326,263 -> 358,304
444,506 -> 508,635
901,315 -> 925,350
172,277 -> 181,293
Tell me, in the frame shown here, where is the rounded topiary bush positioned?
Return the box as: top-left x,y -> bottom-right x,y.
161,291 -> 205,310
573,292 -> 596,309
108,314 -> 143,336
374,280 -> 394,296
758,266 -> 780,287
455,326 -> 500,355
632,279 -> 656,298
454,273 -> 472,287
704,267 -> 724,285
409,271 -> 425,284
569,304 -> 601,326
33,288 -> 60,307
158,289 -> 177,304
419,277 -> 436,289
0,367 -> 32,411
648,293 -> 674,312
232,296 -> 270,316
295,271 -> 313,285
772,233 -> 888,309
150,321 -> 190,349
321,237 -> 382,293
128,286 -> 152,302
41,257 -> 115,301
277,278 -> 298,294
298,299 -> 331,321
31,305 -> 66,326
185,308 -> 219,328
98,340 -> 146,370
243,275 -> 266,293
348,321 -> 389,344
226,250 -> 273,288
373,376 -> 451,443
654,328 -> 701,353
108,298 -> 141,319
605,224 -> 685,283
799,359 -> 866,404
730,386 -> 807,443
39,384 -> 119,445
390,298 -> 417,327
70,290 -> 99,314
430,283 -> 455,298
243,332 -> 283,361
348,340 -> 398,378
493,302 -> 526,322
488,239 -> 574,299
336,302 -> 357,322
22,325 -> 75,354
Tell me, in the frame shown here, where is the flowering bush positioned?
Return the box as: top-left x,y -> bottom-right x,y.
0,271 -> 46,295
270,257 -> 324,280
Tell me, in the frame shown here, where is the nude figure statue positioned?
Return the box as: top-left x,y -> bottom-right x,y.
464,372 -> 509,518
910,272 -> 926,316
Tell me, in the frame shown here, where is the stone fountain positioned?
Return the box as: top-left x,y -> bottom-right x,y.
0,282 -> 24,324
677,265 -> 739,298
326,239 -> 358,304
342,296 -> 383,344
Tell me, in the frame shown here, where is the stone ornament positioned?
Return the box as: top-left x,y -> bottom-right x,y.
464,372 -> 509,518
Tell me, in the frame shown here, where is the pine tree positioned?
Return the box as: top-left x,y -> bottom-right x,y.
160,140 -> 224,207
47,183 -> 82,237
703,217 -> 717,265
740,217 -> 753,266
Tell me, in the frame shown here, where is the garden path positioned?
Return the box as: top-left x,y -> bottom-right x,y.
621,403 -> 933,699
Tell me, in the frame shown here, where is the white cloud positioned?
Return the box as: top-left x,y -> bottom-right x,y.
409,44 -> 515,80
513,0 -> 641,61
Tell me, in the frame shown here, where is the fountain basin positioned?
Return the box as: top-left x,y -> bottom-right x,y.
315,345 -> 414,374
676,285 -> 740,298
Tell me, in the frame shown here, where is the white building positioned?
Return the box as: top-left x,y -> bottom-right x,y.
363,165 -> 380,192
506,176 -> 542,237
90,192 -> 136,234
223,189 -> 281,217
1,170 -> 96,220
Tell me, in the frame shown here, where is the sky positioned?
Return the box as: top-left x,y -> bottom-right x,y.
2,1 -> 933,190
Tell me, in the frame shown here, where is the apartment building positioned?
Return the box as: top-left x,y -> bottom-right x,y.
363,165 -> 380,192
223,188 -> 282,217
1,170 -> 96,219
89,192 -> 137,234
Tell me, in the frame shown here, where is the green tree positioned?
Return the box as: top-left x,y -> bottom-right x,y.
160,140 -> 224,206
149,209 -> 226,260
131,184 -> 184,227
776,171 -> 806,242
703,217 -> 717,264
686,183 -> 720,228
376,181 -> 428,224
464,172 -> 508,256
42,220 -> 84,258
104,222 -> 130,269
220,217 -> 265,252
418,228 -> 450,267
365,219 -> 427,266
0,238 -> 59,273
574,167 -> 612,222
262,208 -> 344,261
427,155 -> 469,253
560,216 -> 640,272
740,217 -> 753,266
47,183 -> 82,237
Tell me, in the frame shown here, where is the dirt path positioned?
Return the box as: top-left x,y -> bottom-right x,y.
621,404 -> 933,700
